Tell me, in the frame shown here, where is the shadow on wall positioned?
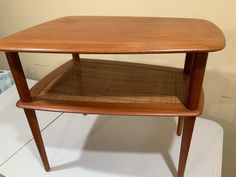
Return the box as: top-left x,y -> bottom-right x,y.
203,70 -> 236,177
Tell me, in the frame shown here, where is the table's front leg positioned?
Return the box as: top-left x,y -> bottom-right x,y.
6,52 -> 50,171
6,52 -> 31,102
177,52 -> 208,177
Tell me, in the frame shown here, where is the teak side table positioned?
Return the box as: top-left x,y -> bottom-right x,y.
0,16 -> 225,177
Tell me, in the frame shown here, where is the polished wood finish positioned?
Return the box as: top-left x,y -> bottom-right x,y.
6,52 -> 50,171
183,53 -> 195,75
72,53 -> 80,62
177,52 -> 195,136
186,53 -> 208,110
177,116 -> 184,136
24,109 -> 50,171
0,16 -> 225,54
177,53 -> 208,177
1,16 -> 225,177
17,99 -> 202,117
6,52 -> 31,102
178,117 -> 196,177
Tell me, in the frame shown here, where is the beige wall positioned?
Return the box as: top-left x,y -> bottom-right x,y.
0,1 -> 235,176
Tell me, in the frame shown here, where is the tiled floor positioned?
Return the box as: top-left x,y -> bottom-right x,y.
0,80 -> 223,177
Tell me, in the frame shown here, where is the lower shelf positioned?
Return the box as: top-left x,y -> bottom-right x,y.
17,59 -> 203,116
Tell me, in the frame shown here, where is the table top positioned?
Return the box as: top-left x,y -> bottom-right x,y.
0,16 -> 225,54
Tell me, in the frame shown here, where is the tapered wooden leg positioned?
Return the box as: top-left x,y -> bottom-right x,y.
24,109 -> 50,171
6,52 -> 50,171
72,53 -> 80,62
177,53 -> 208,177
177,116 -> 184,136
177,53 -> 194,137
177,53 -> 194,136
177,117 -> 196,177
184,53 -> 194,75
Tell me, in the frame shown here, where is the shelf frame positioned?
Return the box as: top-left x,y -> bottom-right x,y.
15,58 -> 203,117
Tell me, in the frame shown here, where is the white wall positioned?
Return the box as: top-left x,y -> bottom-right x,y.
0,1 -> 235,176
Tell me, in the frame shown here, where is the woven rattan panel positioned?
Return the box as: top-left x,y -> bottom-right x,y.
38,60 -> 187,104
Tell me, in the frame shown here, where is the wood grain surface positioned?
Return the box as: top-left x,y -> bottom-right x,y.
0,16 -> 225,53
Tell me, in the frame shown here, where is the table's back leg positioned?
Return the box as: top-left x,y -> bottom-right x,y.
177,116 -> 184,136
72,53 -> 80,62
177,53 -> 208,177
6,52 -> 50,171
177,53 -> 194,136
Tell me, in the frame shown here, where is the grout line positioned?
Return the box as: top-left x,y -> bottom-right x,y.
0,138 -> 33,167
40,112 -> 64,132
0,112 -> 64,168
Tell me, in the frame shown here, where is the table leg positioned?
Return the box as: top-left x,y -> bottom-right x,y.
6,52 -> 31,102
183,53 -> 195,75
177,52 -> 208,177
177,116 -> 184,136
24,109 -> 50,171
6,52 -> 50,171
177,53 -> 195,136
186,53 -> 208,109
72,53 -> 80,62
177,117 -> 196,177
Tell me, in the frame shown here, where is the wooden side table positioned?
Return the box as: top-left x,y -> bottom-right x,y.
0,16 -> 225,177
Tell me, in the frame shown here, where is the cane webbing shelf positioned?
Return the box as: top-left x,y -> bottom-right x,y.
39,60 -> 186,104
0,16 -> 225,177
17,58 -> 202,116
